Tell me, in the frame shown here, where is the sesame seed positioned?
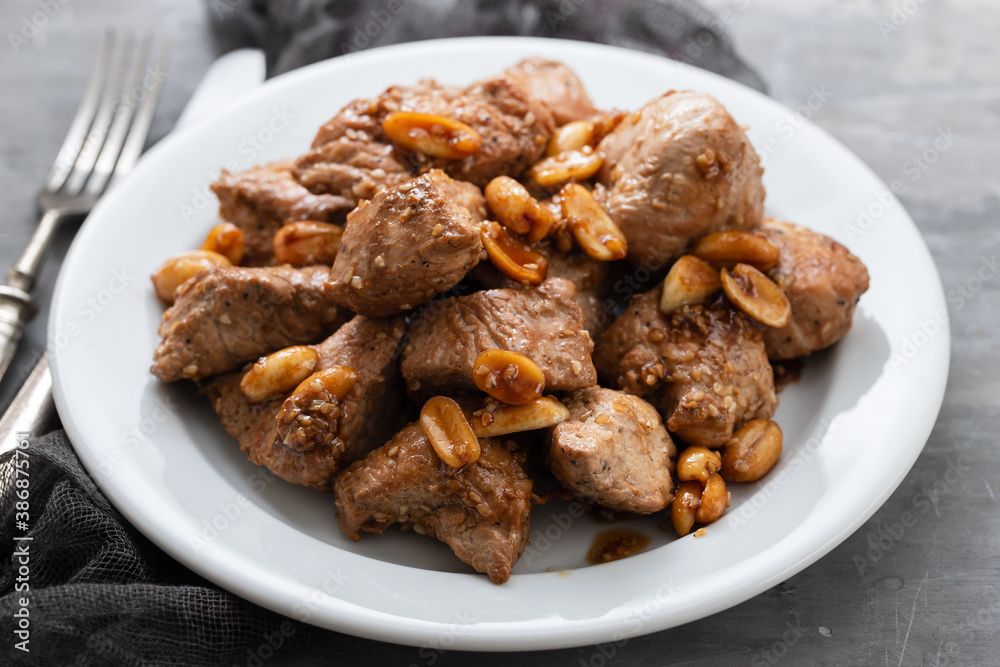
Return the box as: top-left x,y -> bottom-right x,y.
351,275 -> 363,289
571,360 -> 583,375
374,255 -> 385,268
595,413 -> 610,424
183,364 -> 198,376
371,168 -> 386,178
694,527 -> 708,537
432,223 -> 444,236
218,313 -> 232,325
413,523 -> 426,535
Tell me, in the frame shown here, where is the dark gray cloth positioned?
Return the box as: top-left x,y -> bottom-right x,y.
208,0 -> 765,91
0,2 -> 762,664
0,432 -> 323,665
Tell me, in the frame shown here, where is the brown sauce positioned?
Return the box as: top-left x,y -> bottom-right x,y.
772,358 -> 804,393
586,528 -> 651,565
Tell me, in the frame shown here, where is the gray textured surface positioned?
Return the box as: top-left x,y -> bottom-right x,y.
1,1 -> 997,664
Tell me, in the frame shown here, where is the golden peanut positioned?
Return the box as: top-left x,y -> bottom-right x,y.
420,396 -> 481,468
546,120 -> 594,156
691,231 -> 780,271
276,366 -> 357,451
721,263 -> 792,328
671,480 -> 702,537
472,349 -> 546,406
590,110 -> 626,144
695,473 -> 730,523
481,221 -> 549,286
240,345 -> 319,403
676,446 -> 723,484
273,221 -> 343,266
201,222 -> 245,265
151,250 -> 231,303
530,150 -> 604,187
470,395 -> 570,438
560,183 -> 627,261
659,255 -> 722,314
721,419 -> 783,482
484,176 -> 556,238
381,111 -> 482,159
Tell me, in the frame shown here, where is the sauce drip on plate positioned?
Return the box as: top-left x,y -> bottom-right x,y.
586,528 -> 650,564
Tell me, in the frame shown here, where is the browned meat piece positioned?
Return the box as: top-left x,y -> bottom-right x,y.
594,289 -> 776,447
201,316 -> 406,490
500,58 -> 599,126
151,265 -> 345,383
210,162 -> 354,265
548,387 -> 675,514
295,72 -> 555,193
758,219 -> 871,359
333,422 -> 533,584
402,278 -> 597,396
597,91 -> 765,268
470,239 -> 618,339
329,171 -> 485,318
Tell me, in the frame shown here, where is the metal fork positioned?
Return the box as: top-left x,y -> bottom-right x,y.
0,30 -> 170,386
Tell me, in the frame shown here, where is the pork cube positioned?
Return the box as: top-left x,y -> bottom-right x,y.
548,387 -> 675,514
333,422 -> 533,584
151,265 -> 345,383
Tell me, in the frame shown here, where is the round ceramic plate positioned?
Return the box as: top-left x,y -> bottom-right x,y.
49,37 -> 949,651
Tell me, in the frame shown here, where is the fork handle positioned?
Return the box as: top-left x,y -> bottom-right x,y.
7,208 -> 64,293
0,285 -> 34,385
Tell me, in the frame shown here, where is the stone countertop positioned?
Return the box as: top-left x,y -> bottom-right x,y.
1,1 -> 996,664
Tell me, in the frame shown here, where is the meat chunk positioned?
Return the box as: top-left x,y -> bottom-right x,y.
333,422 -> 533,584
201,316 -> 406,490
151,265 -> 345,383
594,289 -> 776,447
548,388 -> 675,514
500,58 -> 599,126
402,278 -> 597,396
210,162 -> 354,265
597,91 -> 765,268
296,71 -> 556,193
470,240 -> 618,339
757,219 -> 871,359
329,171 -> 485,318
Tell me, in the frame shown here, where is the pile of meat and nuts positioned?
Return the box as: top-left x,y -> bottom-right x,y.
149,59 -> 869,584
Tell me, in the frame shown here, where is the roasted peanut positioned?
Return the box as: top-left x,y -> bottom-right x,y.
151,250 -> 231,303
721,419 -> 783,482
470,395 -> 570,438
546,120 -> 594,156
381,111 -> 482,159
273,221 -> 343,266
721,263 -> 792,328
201,222 -> 245,265
472,349 -> 545,406
695,473 -> 730,523
676,446 -> 723,484
530,150 -> 604,187
671,481 -> 702,537
481,221 -> 549,286
484,176 -> 556,238
276,366 -> 357,451
691,231 -> 780,271
659,255 -> 722,314
560,183 -> 627,261
420,396 -> 481,468
590,110 -> 627,145
240,345 -> 319,403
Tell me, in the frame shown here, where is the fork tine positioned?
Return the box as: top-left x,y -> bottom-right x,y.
84,31 -> 154,196
62,30 -> 136,196
43,30 -> 113,193
108,34 -> 171,188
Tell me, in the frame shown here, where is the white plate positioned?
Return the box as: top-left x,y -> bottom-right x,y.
49,37 -> 949,651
